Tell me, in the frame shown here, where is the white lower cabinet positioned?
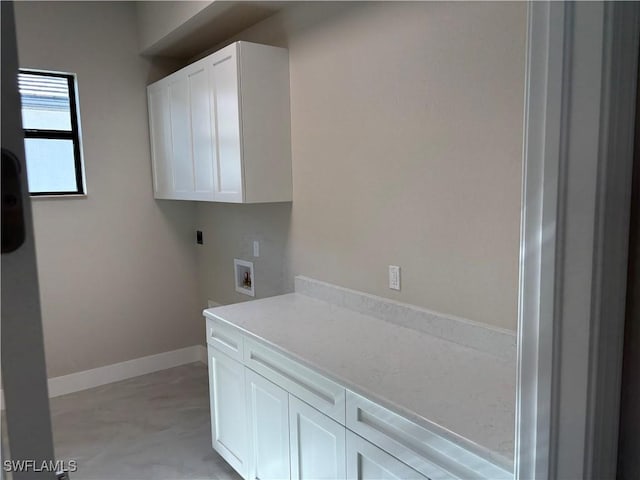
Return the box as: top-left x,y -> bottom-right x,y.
346,431 -> 428,480
289,396 -> 346,480
207,345 -> 248,478
206,321 -> 505,480
245,369 -> 290,480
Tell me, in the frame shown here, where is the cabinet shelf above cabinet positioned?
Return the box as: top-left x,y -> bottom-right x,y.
146,41 -> 292,204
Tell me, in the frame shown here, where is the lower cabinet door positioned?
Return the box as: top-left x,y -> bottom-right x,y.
208,345 -> 247,478
346,431 -> 428,480
289,395 -> 346,480
245,369 -> 291,480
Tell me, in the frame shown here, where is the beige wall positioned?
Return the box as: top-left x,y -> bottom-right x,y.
135,1 -> 212,53
13,2 -> 526,379
197,2 -> 526,330
14,1 -> 201,378
196,203 -> 292,306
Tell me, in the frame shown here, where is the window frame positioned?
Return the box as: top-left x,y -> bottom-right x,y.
19,68 -> 85,196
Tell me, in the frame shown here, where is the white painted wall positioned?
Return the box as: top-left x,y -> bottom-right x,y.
14,1 -> 201,378
196,203 -> 291,307
12,2 -> 526,380
135,1 -> 212,53
196,2 -> 526,330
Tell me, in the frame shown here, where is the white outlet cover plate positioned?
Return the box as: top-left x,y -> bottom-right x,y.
389,265 -> 401,290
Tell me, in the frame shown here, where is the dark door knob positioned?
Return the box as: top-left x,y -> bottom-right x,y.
2,148 -> 26,254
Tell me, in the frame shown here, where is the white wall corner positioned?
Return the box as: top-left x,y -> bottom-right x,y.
198,344 -> 208,365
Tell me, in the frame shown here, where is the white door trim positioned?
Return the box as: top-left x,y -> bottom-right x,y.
1,1 -> 56,472
515,4 -> 566,477
581,4 -> 640,477
517,2 -> 640,478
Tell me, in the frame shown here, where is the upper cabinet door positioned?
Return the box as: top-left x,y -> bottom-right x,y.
209,44 -> 244,203
186,61 -> 215,200
167,74 -> 195,198
147,83 -> 173,198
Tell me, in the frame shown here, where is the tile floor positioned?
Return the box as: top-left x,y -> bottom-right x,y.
6,363 -> 242,480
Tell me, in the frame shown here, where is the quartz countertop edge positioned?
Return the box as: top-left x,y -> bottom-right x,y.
203,292 -> 516,472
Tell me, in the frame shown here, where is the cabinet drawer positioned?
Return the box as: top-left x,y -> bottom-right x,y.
345,391 -> 512,480
206,317 -> 244,361
244,337 -> 346,424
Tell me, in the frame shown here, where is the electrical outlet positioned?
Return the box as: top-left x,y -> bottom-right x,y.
253,240 -> 260,257
389,265 -> 401,291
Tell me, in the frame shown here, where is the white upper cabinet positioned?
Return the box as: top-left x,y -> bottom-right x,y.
208,45 -> 243,202
147,82 -> 172,197
146,41 -> 292,203
187,60 -> 215,199
167,73 -> 193,197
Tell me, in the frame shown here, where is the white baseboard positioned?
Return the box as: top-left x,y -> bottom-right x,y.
1,344 -> 207,409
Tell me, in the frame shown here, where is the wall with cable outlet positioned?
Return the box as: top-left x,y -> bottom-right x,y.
196,2 -> 526,330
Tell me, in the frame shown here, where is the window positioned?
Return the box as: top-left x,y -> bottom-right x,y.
18,69 -> 85,195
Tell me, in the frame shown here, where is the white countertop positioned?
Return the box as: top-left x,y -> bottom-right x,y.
204,291 -> 515,469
